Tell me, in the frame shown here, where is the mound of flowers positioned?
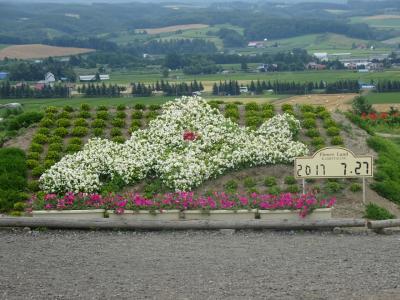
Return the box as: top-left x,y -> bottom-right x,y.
39,97 -> 308,193
28,192 -> 335,218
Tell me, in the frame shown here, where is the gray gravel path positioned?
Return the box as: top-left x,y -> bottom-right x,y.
1,229 -> 400,300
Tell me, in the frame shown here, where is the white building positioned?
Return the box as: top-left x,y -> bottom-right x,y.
79,74 -> 110,82
45,72 -> 56,84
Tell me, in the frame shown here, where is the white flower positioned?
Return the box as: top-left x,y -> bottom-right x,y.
40,97 -> 308,193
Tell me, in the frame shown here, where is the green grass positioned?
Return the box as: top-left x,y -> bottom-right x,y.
108,69 -> 400,86
365,92 -> 400,104
0,97 -> 174,112
351,16 -> 400,30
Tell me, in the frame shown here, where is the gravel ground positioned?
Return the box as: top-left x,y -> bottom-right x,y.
1,229 -> 400,300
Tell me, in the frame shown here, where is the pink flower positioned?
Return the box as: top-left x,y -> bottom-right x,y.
44,204 -> 53,210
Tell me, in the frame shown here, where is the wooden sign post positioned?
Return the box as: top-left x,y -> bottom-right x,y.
295,147 -> 373,204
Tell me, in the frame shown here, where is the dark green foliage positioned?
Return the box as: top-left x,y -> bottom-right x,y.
305,129 -> 320,138
71,126 -> 88,137
326,127 -> 340,136
352,96 -> 373,115
367,137 -> 400,204
324,181 -> 343,193
111,118 -> 125,128
101,175 -> 126,194
331,136 -> 344,145
74,118 -> 88,127
224,180 -> 238,193
284,176 -> 296,185
302,118 -> 317,129
68,137 -> 82,145
91,119 -> 106,128
268,186 -> 281,196
6,112 -> 43,131
78,111 -> 91,119
132,111 -> 143,119
286,184 -> 300,193
93,128 -> 104,137
364,203 -> 395,220
264,176 -> 276,187
112,136 -> 125,144
134,104 -> 146,110
349,183 -> 362,192
115,111 -> 127,119
96,111 -> 109,120
53,127 -> 69,137
32,134 -> 48,144
244,177 -> 257,189
80,104 -> 90,111
66,144 -> 82,153
110,128 -> 122,137
29,143 -> 43,153
117,104 -> 126,111
56,118 -> 71,128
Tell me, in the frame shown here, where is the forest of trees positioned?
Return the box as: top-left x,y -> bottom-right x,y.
132,80 -> 204,97
0,82 -> 69,99
212,79 -> 360,95
78,83 -> 125,97
376,80 -> 400,93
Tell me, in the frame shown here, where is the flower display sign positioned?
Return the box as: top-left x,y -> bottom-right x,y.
39,97 -> 308,193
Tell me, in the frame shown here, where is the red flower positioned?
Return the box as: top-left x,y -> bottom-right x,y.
183,131 -> 198,141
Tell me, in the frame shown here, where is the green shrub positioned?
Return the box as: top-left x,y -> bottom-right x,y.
78,111 -> 91,119
26,159 -> 39,170
318,111 -> 331,119
111,118 -> 125,128
91,119 -> 106,128
134,103 -> 146,110
53,127 -> 69,137
57,111 -> 69,120
63,105 -> 74,112
31,166 -> 45,178
305,129 -> 320,138
28,180 -> 40,192
245,116 -> 262,128
331,136 -> 344,145
323,118 -> 337,128
364,203 -> 395,220
44,159 -> 56,169
268,186 -> 281,196
27,152 -> 41,160
112,136 -> 125,144
245,102 -> 259,111
66,144 -> 82,153
13,201 -> 26,212
129,125 -> 140,133
286,184 -> 300,193
132,111 -> 143,119
300,105 -> 314,113
302,112 -> 316,119
224,180 -> 238,193
149,104 -> 161,111
45,106 -> 58,114
48,136 -> 63,144
281,104 -> 293,112
262,103 -> 274,111
68,137 -> 82,145
302,118 -> 317,129
116,111 -> 127,119
74,118 -> 88,127
311,137 -> 325,147
32,134 -> 48,144
80,103 -> 90,111
225,103 -> 238,110
117,104 -> 126,111
145,111 -> 159,120
48,143 -> 63,152
71,126 -> 88,137
97,105 -> 108,111
93,128 -> 104,137
37,127 -> 50,135
110,128 -> 122,137
39,118 -> 55,128
96,111 -> 109,120
244,177 -> 256,189
262,110 -> 274,119
56,118 -> 71,128
284,176 -> 296,185
45,151 -> 60,161
325,181 -> 343,193
349,183 -> 362,192
264,176 -> 276,187
326,127 -> 341,136
29,142 -> 43,153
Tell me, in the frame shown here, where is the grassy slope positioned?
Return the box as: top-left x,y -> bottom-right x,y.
366,92 -> 400,104
351,16 -> 400,29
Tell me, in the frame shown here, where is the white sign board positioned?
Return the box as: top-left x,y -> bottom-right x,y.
295,147 -> 373,179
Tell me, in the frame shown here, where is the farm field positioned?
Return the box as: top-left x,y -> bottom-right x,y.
0,96 -> 174,112
365,92 -> 400,104
351,15 -> 400,29
0,44 -> 95,60
109,69 -> 400,86
138,24 -> 209,35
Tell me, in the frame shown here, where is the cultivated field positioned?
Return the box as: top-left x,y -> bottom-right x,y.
138,24 -> 209,35
0,44 -> 95,60
351,15 -> 400,29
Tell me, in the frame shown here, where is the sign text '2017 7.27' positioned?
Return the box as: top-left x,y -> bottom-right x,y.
295,147 -> 373,179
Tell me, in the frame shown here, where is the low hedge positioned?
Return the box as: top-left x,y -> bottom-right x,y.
0,148 -> 28,212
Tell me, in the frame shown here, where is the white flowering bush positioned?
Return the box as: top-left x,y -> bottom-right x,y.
40,97 -> 308,193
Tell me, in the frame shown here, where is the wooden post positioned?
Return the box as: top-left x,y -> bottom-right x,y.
302,179 -> 306,194
362,177 -> 366,205
367,219 -> 400,229
0,217 -> 366,230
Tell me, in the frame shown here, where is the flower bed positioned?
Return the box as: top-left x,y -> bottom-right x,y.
29,192 -> 335,220
39,97 -> 308,193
